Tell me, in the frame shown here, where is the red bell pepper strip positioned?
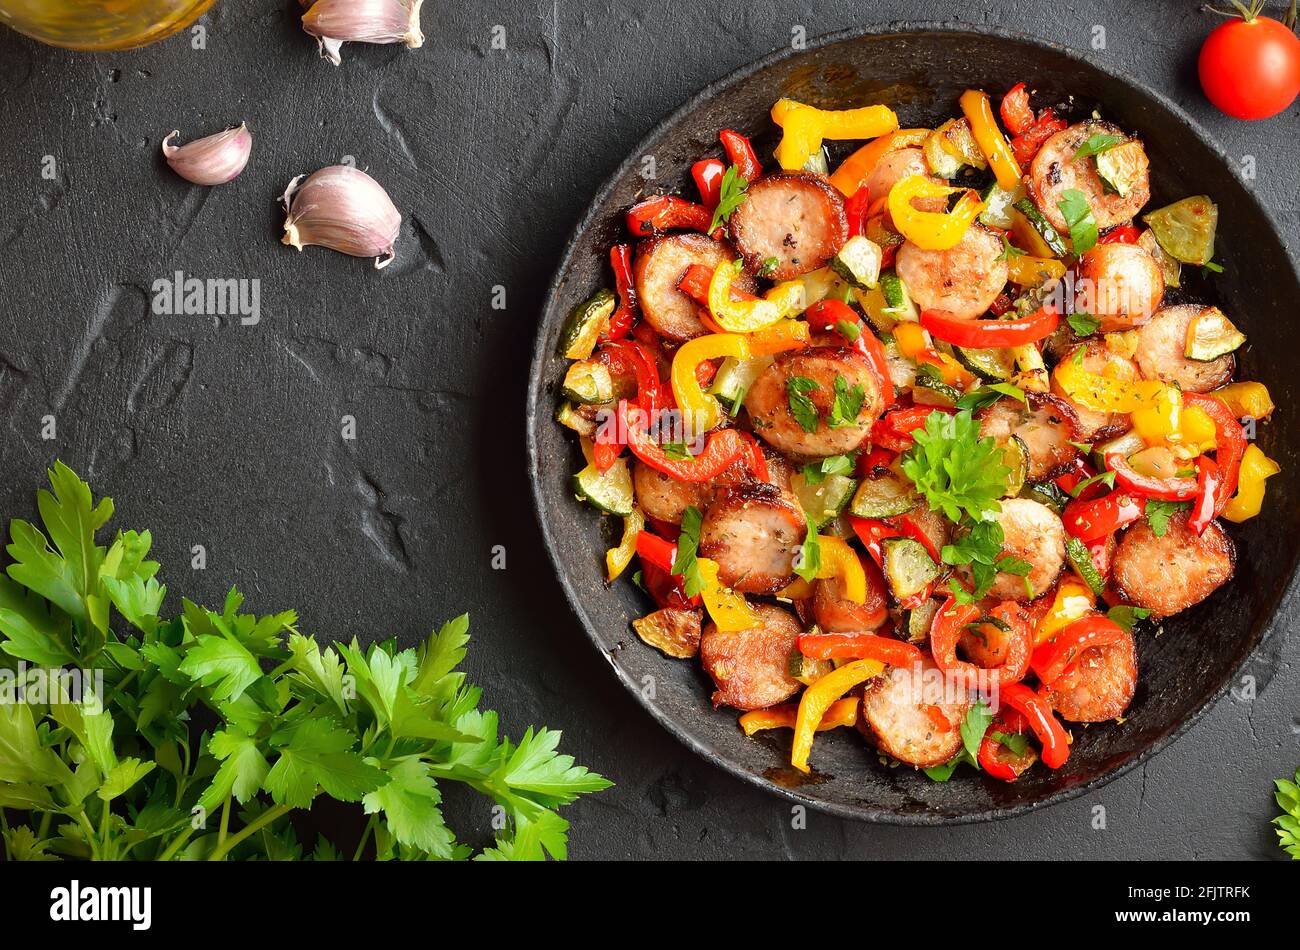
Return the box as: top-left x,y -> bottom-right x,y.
640,559 -> 701,610
1030,614 -> 1126,685
930,598 -> 1033,690
1189,455 -> 1220,536
635,531 -> 677,573
621,401 -> 746,482
858,447 -> 896,477
719,129 -> 762,182
604,244 -> 639,341
999,83 -> 1035,136
739,431 -> 769,482
626,195 -> 714,236
1062,492 -> 1146,542
1009,110 -> 1068,167
1054,457 -> 1105,501
999,682 -> 1070,769
602,339 -> 662,418
591,439 -> 623,474
692,158 -> 726,209
848,516 -> 902,565
845,186 -> 872,239
1099,224 -> 1141,245
896,513 -> 943,564
1183,392 -> 1246,522
923,705 -> 953,732
1103,452 -> 1198,501
978,710 -> 1038,781
677,263 -> 759,307
796,632 -> 925,666
920,305 -> 1059,348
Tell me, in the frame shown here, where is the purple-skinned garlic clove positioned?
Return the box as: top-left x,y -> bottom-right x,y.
281,165 -> 402,269
162,123 -> 252,186
301,0 -> 424,66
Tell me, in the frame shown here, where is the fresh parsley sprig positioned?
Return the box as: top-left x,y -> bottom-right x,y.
1274,767 -> 1300,860
900,410 -> 1011,524
709,164 -> 749,233
1058,188 -> 1099,254
0,463 -> 611,862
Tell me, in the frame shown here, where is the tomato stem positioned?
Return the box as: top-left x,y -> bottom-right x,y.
1203,0 -> 1267,20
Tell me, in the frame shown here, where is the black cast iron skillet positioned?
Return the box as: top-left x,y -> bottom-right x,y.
526,23 -> 1300,823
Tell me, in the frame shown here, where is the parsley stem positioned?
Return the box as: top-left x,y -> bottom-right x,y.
217,795 -> 232,848
206,802 -> 295,861
353,814 -> 379,861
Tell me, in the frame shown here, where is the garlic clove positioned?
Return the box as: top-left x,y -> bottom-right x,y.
301,0 -> 424,66
162,123 -> 252,186
281,165 -> 402,269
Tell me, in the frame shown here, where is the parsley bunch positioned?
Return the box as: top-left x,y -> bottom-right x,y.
0,464 -> 610,861
1275,767 -> 1300,860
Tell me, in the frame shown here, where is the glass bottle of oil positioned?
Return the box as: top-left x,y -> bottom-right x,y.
0,0 -> 216,52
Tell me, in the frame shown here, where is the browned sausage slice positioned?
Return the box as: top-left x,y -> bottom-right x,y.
1051,340 -> 1140,442
744,347 -> 885,459
633,233 -> 752,342
1134,304 -> 1235,393
1111,512 -> 1235,619
699,603 -> 803,710
633,461 -> 712,526
1045,627 -> 1137,722
989,498 -> 1067,601
1029,121 -> 1151,233
895,225 -> 1009,321
698,483 -> 805,594
728,172 -> 848,280
1075,242 -> 1165,331
861,657 -> 971,767
812,558 -> 889,633
977,393 -> 1080,480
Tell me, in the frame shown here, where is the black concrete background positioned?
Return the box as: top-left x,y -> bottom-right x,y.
0,0 -> 1296,860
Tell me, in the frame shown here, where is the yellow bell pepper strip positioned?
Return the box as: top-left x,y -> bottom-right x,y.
887,176 -> 986,251
1222,444 -> 1281,523
959,89 -> 1022,191
829,128 -> 931,196
764,280 -> 807,318
771,99 -> 900,170
791,659 -> 885,772
747,319 -> 811,355
1131,383 -> 1182,446
606,507 -> 645,582
1035,579 -> 1097,644
1053,357 -> 1165,414
893,321 -> 976,388
671,333 -> 751,436
708,258 -> 782,332
1005,254 -> 1068,286
696,557 -> 760,631
740,697 -> 858,737
1211,381 -> 1275,421
813,535 -> 867,604
777,577 -> 814,600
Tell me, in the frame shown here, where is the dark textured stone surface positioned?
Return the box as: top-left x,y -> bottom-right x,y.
0,0 -> 1296,859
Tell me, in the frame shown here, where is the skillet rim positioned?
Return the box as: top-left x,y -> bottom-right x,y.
525,19 -> 1299,824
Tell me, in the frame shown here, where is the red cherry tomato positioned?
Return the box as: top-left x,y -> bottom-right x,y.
1198,12 -> 1300,120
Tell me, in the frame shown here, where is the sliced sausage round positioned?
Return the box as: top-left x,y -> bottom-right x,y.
698,483 -> 806,594
865,147 -> 933,204
711,447 -> 794,495
633,233 -> 753,342
812,558 -> 890,633
633,461 -> 711,526
1051,340 -> 1140,442
990,498 -> 1067,601
728,172 -> 848,280
1111,512 -> 1235,619
861,656 -> 971,768
744,346 -> 885,459
1045,626 -> 1137,723
1075,242 -> 1165,331
699,603 -> 803,710
1029,121 -> 1151,234
895,225 -> 1009,321
977,393 -> 1081,481
1134,304 -> 1235,393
